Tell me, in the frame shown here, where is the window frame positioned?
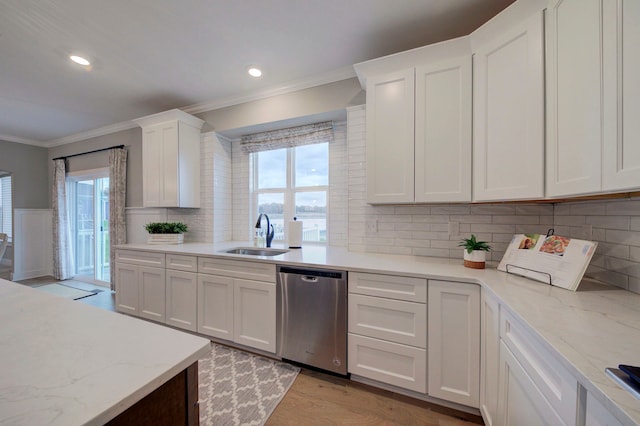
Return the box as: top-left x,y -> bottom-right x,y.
251,143 -> 329,245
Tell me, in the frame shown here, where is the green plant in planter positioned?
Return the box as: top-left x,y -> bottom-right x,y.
144,222 -> 188,234
458,234 -> 491,254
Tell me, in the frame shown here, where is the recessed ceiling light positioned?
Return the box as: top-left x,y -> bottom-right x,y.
70,55 -> 91,66
247,67 -> 262,78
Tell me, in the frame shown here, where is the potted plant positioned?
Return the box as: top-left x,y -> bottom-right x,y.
144,222 -> 188,245
459,234 -> 491,269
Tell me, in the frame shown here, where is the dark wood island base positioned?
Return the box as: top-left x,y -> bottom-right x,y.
107,362 -> 199,426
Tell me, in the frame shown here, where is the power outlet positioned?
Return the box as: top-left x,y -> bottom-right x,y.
366,219 -> 378,233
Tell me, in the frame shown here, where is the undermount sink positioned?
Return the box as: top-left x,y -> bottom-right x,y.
223,247 -> 289,256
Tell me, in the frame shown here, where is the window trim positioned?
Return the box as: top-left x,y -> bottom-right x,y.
251,144 -> 329,245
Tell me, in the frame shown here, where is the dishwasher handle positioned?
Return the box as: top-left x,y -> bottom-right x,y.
278,266 -> 344,280
301,275 -> 319,283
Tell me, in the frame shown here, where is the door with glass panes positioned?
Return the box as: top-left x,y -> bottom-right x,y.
67,170 -> 110,285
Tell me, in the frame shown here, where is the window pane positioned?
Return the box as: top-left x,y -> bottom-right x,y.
257,149 -> 286,189
295,191 -> 326,243
295,143 -> 328,187
258,193 -> 284,241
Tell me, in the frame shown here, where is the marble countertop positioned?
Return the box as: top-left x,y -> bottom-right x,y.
117,241 -> 640,425
0,280 -> 211,425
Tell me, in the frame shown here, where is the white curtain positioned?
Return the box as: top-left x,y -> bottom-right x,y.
109,148 -> 127,291
52,159 -> 73,280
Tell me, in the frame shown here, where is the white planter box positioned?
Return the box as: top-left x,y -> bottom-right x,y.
463,250 -> 486,269
147,234 -> 184,245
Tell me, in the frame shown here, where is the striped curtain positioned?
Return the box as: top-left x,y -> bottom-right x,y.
240,121 -> 333,154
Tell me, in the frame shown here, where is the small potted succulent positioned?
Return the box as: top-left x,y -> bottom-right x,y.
144,222 -> 188,245
459,234 -> 491,269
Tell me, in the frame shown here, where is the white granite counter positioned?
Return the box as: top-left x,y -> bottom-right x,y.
0,280 -> 211,425
117,241 -> 640,425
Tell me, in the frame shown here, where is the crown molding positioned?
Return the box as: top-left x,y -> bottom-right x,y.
2,66 -> 357,148
183,66 -> 357,115
0,134 -> 44,147
42,121 -> 139,148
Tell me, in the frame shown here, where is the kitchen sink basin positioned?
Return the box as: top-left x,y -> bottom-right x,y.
223,247 -> 289,256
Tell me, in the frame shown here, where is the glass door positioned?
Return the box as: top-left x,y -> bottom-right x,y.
67,170 -> 110,286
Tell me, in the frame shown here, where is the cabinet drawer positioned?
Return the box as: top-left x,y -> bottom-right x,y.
115,250 -> 165,268
349,294 -> 426,348
349,272 -> 427,302
500,307 -> 577,425
348,333 -> 427,393
198,257 -> 276,282
166,254 -> 198,272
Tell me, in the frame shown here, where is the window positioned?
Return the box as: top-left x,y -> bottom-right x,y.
253,142 -> 329,243
0,175 -> 12,242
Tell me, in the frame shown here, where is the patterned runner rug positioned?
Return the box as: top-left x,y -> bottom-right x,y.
32,283 -> 99,300
199,343 -> 300,426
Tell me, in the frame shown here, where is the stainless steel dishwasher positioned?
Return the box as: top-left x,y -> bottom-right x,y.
276,265 -> 347,375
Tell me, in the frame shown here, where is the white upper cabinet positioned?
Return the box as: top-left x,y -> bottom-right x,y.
365,69 -> 416,204
355,37 -> 472,204
471,0 -> 546,201
415,56 -> 472,203
134,109 -> 204,208
546,0 -> 640,197
602,0 -> 640,191
546,0 -> 604,197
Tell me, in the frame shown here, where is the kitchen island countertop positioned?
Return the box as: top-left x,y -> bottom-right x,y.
117,241 -> 640,425
0,279 -> 210,425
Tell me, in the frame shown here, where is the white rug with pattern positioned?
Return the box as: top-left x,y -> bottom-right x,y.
198,343 -> 300,426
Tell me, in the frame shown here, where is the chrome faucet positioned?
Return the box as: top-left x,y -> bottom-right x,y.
255,213 -> 275,248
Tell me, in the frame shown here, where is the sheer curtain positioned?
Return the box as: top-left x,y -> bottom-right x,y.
109,148 -> 127,291
52,159 -> 73,280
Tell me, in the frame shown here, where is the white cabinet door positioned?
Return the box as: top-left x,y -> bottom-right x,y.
138,265 -> 165,322
165,269 -> 197,331
197,274 -> 234,340
603,0 -> 640,191
115,263 -> 138,315
546,0 -> 604,197
142,122 -> 178,207
480,289 -> 500,426
472,9 -> 544,201
497,341 -> 566,425
428,280 -> 480,408
366,69 -> 415,204
586,391 -> 624,426
234,279 -> 276,353
415,56 -> 472,202
348,333 -> 427,393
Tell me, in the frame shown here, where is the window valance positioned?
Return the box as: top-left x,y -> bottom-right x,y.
240,121 -> 333,154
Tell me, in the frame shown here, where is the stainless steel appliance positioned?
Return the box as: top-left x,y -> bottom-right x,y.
276,265 -> 347,375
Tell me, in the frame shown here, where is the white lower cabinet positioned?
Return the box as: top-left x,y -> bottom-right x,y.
497,341 -> 566,425
165,269 -> 197,332
347,272 -> 427,393
114,252 -> 166,323
500,307 -> 578,425
197,258 -> 277,353
480,289 -> 500,426
427,280 -> 480,408
586,391 -> 623,426
234,279 -> 276,353
197,274 -> 234,340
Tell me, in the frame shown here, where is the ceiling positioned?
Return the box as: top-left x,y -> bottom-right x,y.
0,0 -> 514,147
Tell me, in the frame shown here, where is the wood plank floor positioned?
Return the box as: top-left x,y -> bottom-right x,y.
268,368 -> 483,426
